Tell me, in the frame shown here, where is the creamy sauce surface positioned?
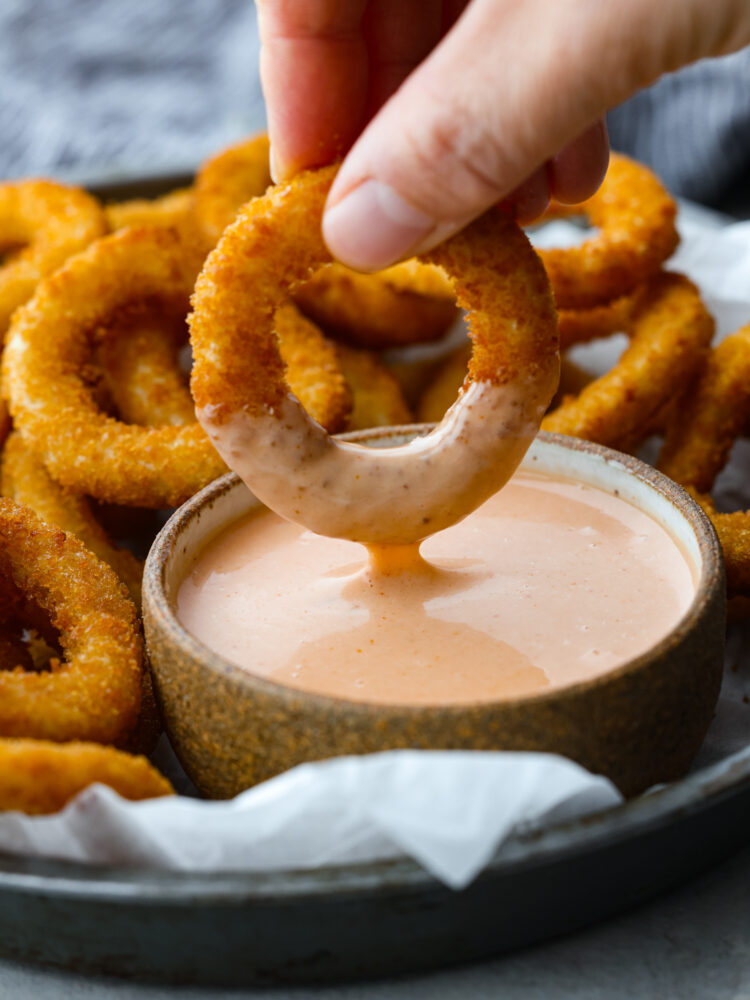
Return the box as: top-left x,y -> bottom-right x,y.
177,472 -> 696,706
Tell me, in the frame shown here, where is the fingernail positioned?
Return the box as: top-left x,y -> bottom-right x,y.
323,180 -> 435,271
269,144 -> 279,184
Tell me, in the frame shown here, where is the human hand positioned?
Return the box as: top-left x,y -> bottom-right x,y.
257,0 -> 750,270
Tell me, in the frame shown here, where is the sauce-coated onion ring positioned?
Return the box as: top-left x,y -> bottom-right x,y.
0,431 -> 143,603
540,153 -> 679,309
190,166 -> 559,545
0,179 -> 105,341
0,498 -> 143,744
542,272 -> 713,452
0,738 -> 172,814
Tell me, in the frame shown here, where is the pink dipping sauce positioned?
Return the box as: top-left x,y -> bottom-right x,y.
177,470 -> 696,706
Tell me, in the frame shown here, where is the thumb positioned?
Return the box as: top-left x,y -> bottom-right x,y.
323,0 -> 750,271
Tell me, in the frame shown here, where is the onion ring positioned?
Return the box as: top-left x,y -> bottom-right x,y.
542,272 -> 713,452
190,165 -> 559,545
0,739 -> 172,814
195,135 -> 457,349
657,325 -> 750,597
659,325 -> 750,492
194,133 -> 272,246
97,304 -> 195,429
105,188 -> 195,233
538,153 -> 679,309
2,226 -> 223,508
0,179 -> 105,342
0,498 -> 143,744
334,344 -> 412,430
0,431 -> 143,603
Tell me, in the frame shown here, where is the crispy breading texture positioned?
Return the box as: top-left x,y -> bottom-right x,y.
334,344 -> 412,429
190,164 -> 558,420
542,272 -> 714,452
0,498 -> 143,744
0,738 -> 172,814
105,188 -> 196,234
540,153 -> 679,309
659,326 -> 750,491
1,226 -> 225,507
0,431 -> 143,603
657,326 -> 750,598
0,179 -> 106,342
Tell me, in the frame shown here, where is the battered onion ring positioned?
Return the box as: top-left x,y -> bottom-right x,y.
557,289 -> 638,350
542,272 -> 713,452
335,344 -> 412,430
0,431 -> 143,603
195,135 -> 457,348
0,179 -> 105,341
659,326 -> 750,491
105,188 -> 196,233
97,305 -> 195,428
0,739 -> 172,814
1,226 -> 223,507
194,133 -> 272,246
294,264 -> 458,349
0,396 -> 9,448
657,326 -> 750,598
0,498 -> 143,743
539,153 -> 679,309
190,165 -> 559,545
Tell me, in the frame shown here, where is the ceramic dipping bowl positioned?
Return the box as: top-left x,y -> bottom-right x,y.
143,430 -> 726,799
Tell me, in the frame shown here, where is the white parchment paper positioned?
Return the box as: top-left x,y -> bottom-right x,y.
1,202 -> 748,889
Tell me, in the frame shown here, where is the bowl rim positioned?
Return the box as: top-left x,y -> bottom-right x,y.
143,428 -> 725,716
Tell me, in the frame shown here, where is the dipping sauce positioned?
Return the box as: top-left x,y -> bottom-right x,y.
177,471 -> 696,706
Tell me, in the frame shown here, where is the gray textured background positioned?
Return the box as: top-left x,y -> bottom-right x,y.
1,0 -> 749,214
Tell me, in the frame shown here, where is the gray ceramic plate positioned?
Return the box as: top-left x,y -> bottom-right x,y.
0,174 -> 747,987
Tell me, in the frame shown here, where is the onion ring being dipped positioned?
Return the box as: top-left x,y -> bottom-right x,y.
195,135 -> 457,349
0,498 -> 143,744
0,739 -> 172,814
542,272 -> 713,453
0,179 -> 106,341
190,166 -> 559,545
0,431 -> 144,603
539,153 -> 679,309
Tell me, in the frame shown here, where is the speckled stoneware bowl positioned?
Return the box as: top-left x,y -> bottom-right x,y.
143,429 -> 726,799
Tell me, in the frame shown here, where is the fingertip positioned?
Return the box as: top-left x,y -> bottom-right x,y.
549,119 -> 610,205
505,167 -> 551,225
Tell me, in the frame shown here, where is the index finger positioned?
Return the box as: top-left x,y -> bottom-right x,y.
257,1 -> 369,180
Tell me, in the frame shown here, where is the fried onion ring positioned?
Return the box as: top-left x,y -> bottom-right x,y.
0,431 -> 143,603
539,153 -> 679,309
190,166 -> 559,545
542,272 -> 713,452
0,179 -> 105,341
97,305 -> 195,428
0,739 -> 172,814
194,133 -> 272,246
335,344 -> 412,430
1,226 -> 224,508
195,135 -> 457,349
0,498 -> 143,743
105,188 -> 196,233
657,326 -> 750,597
